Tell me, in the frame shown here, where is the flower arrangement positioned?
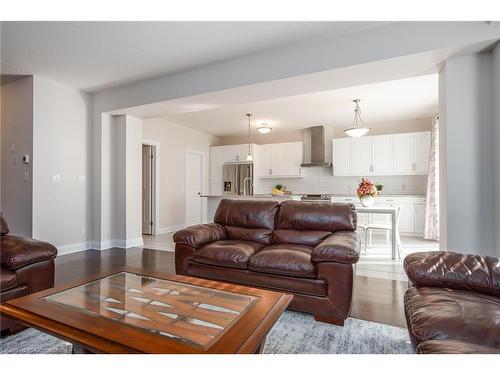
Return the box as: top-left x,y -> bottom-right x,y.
356,178 -> 379,198
272,184 -> 286,196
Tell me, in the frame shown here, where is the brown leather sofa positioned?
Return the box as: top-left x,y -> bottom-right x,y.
1,212 -> 57,334
404,251 -> 500,354
174,199 -> 360,325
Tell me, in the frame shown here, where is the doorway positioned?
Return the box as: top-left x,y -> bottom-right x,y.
142,142 -> 158,235
185,150 -> 204,226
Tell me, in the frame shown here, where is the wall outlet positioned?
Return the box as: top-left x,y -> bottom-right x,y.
77,175 -> 85,184
51,174 -> 61,183
23,172 -> 30,182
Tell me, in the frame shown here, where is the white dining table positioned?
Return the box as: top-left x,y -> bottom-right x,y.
355,205 -> 399,260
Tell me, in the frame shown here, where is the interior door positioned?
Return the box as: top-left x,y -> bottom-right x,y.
142,145 -> 152,235
186,151 -> 203,226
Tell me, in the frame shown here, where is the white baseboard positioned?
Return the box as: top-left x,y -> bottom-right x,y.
90,237 -> 145,250
57,241 -> 92,256
158,224 -> 186,235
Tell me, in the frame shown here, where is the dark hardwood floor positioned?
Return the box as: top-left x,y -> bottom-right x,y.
55,248 -> 408,328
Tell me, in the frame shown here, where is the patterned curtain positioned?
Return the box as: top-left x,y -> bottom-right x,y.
424,116 -> 439,240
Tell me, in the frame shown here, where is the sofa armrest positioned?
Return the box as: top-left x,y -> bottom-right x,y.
404,251 -> 500,297
311,231 -> 360,264
173,223 -> 227,249
1,235 -> 57,270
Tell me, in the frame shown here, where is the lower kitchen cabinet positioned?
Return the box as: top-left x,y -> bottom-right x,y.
331,196 -> 426,237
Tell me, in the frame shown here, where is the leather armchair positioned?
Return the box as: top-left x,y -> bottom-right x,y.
174,199 -> 360,325
1,212 -> 57,335
404,251 -> 500,354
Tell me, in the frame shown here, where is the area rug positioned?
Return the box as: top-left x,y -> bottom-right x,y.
0,311 -> 413,354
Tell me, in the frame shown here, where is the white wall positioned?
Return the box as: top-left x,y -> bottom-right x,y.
31,77 -> 92,253
439,52 -> 495,255
0,77 -> 33,236
142,118 -> 219,232
493,43 -> 500,257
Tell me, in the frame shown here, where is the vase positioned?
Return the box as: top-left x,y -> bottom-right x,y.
359,195 -> 374,207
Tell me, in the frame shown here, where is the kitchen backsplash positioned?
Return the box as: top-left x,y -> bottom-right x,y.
255,166 -> 428,195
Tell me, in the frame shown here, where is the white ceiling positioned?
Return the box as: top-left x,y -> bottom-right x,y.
0,21 -> 388,92
156,74 -> 438,136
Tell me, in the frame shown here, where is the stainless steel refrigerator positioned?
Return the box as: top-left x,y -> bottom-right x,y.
223,163 -> 253,196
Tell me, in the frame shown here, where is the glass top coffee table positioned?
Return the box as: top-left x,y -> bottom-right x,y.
0,266 -> 292,354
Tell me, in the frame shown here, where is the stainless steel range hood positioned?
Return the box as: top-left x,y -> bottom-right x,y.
301,126 -> 332,167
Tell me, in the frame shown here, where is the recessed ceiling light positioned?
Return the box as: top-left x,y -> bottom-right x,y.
257,123 -> 272,134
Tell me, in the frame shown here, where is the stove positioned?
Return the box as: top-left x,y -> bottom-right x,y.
300,194 -> 333,201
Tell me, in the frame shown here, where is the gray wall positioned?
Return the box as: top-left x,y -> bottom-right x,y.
439,52 -> 495,255
0,77 -> 33,236
494,43 -> 500,256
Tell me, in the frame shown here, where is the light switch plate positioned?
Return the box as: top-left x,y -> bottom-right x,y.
77,175 -> 85,184
51,174 -> 61,183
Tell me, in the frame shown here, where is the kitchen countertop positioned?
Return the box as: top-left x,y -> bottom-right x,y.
200,193 -> 425,198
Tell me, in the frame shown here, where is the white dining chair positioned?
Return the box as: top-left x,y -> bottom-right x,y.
363,205 -> 402,259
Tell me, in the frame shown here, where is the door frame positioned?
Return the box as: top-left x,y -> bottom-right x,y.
142,139 -> 160,236
185,149 -> 205,226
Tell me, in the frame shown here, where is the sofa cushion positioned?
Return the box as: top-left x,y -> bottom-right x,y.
194,240 -> 265,270
214,199 -> 279,245
248,244 -> 316,278
273,201 -> 357,246
1,236 -> 58,270
0,269 -> 17,291
404,286 -> 500,349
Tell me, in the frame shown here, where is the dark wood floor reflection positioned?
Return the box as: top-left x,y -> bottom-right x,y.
55,248 -> 408,328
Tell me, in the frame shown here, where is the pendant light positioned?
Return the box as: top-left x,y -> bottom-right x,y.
344,99 -> 370,137
257,123 -> 272,134
245,113 -> 253,161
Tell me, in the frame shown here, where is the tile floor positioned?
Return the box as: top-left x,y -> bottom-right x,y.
141,231 -> 440,282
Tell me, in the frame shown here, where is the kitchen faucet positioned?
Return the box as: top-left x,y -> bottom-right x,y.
243,177 -> 253,196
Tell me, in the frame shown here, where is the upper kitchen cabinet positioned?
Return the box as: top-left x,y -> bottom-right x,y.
332,131 -> 430,176
332,138 -> 351,176
351,136 -> 372,175
394,132 -> 430,175
257,141 -> 303,178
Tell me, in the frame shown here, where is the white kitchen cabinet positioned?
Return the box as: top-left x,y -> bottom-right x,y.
394,132 -> 430,175
398,204 -> 415,233
332,138 -> 351,176
393,133 -> 415,174
258,144 -> 273,177
256,142 -> 303,178
414,204 -> 426,234
372,135 -> 395,175
333,131 -> 430,177
414,132 -> 431,174
284,142 -> 303,176
351,137 -> 372,175
271,143 -> 286,176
